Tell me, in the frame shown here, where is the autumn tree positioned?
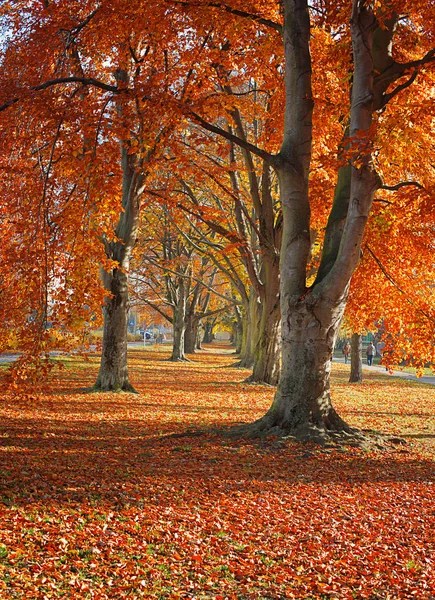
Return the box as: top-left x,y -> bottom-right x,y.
0,4 -> 111,379
174,126 -> 283,383
132,204 -> 236,360
179,0 -> 435,440
345,207 -> 435,374
0,1 -> 215,389
2,0 -> 435,425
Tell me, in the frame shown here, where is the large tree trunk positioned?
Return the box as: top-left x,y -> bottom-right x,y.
94,267 -> 136,392
249,0 -> 380,440
94,68 -> 144,392
249,257 -> 281,385
195,326 -> 202,350
251,306 -> 280,385
349,333 -> 363,383
233,310 -> 243,354
255,297 -> 350,440
237,311 -> 249,362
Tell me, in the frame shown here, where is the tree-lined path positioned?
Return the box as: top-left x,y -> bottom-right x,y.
1,1 -> 435,596
1,346 -> 435,599
332,355 -> 435,387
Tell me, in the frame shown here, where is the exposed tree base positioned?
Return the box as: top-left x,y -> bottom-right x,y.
230,359 -> 254,369
243,374 -> 277,386
167,356 -> 191,363
90,382 -> 139,394
160,422 -> 407,452
222,413 -> 406,450
231,417 -> 359,446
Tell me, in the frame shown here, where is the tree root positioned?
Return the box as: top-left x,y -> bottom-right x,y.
166,356 -> 191,363
229,360 -> 253,369
243,374 -> 276,386
90,382 -> 139,394
221,417 -> 404,450
155,420 -> 408,452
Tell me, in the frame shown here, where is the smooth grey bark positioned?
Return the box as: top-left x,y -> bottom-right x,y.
249,255 -> 281,385
233,308 -> 243,353
349,333 -> 363,383
195,328 -> 202,350
251,0 -> 381,439
316,164 -> 351,284
237,309 -> 249,362
316,13 -> 401,289
238,290 -> 259,368
94,71 -> 143,392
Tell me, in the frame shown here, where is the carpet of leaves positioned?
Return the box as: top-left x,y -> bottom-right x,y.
1,345 -> 435,600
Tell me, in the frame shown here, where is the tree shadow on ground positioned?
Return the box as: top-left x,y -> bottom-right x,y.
1,411 -> 434,511
1,347 -> 435,513
401,433 -> 435,439
345,409 -> 434,418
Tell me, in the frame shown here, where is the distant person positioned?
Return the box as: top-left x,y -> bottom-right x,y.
366,342 -> 375,366
343,342 -> 350,364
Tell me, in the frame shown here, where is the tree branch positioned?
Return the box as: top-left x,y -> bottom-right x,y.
380,181 -> 424,191
0,77 -> 125,114
145,257 -> 241,305
70,7 -> 101,37
187,109 -> 274,163
382,70 -> 418,106
132,295 -> 173,324
378,47 -> 435,108
168,0 -> 282,33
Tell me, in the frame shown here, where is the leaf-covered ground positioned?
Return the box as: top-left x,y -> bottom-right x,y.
1,344 -> 435,599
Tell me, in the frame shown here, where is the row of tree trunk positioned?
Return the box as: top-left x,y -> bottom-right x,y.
93,1 -> 416,446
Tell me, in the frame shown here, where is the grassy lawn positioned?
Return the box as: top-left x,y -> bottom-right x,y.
1,345 -> 434,599
334,349 -> 435,377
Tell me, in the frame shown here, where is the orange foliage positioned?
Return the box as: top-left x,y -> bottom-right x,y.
1,0 -> 435,378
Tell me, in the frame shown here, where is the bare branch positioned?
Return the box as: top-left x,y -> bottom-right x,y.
168,0 -> 282,33
382,70 -> 418,106
144,257 -> 241,305
0,77 -> 125,114
380,181 -> 424,191
187,109 -> 274,163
